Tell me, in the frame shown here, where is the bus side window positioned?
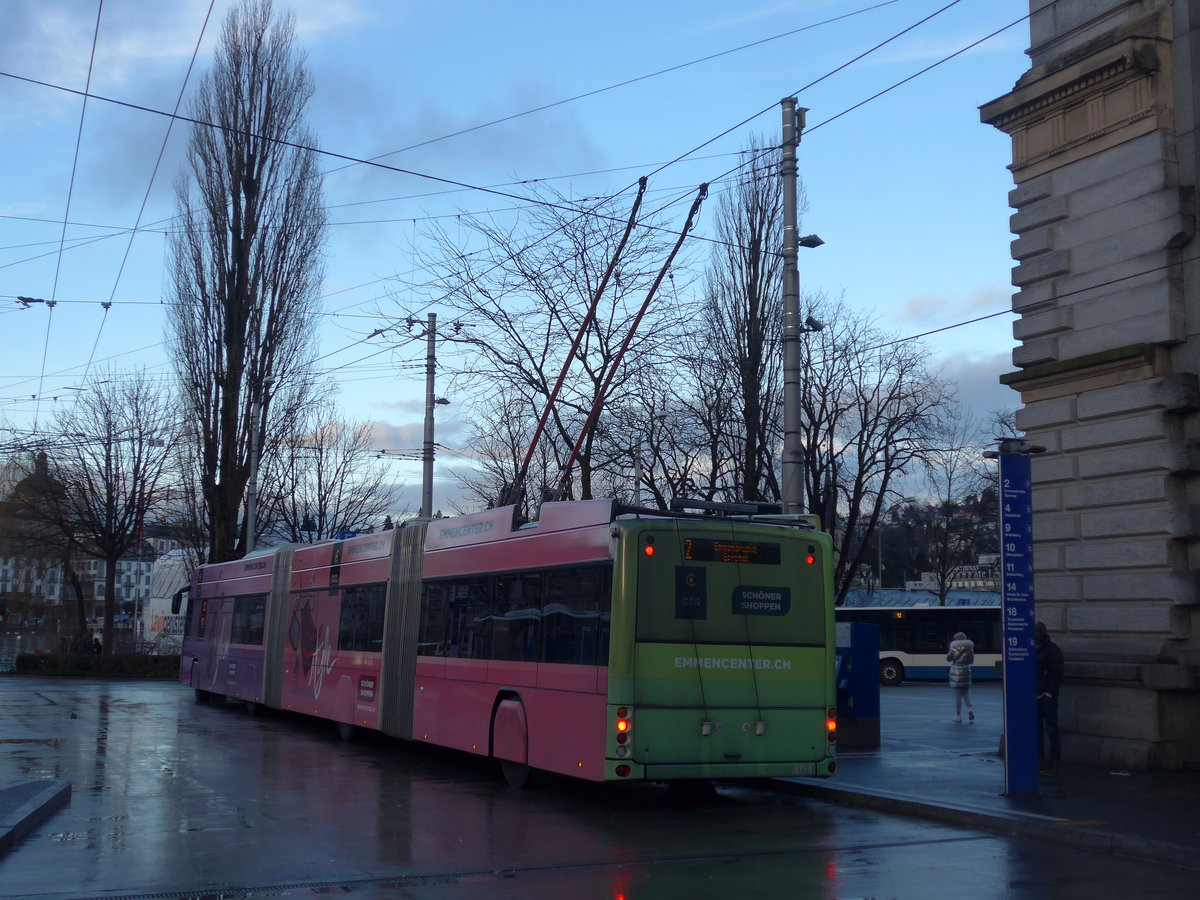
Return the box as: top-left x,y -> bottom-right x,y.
914,624 -> 946,654
418,581 -> 455,656
962,623 -> 990,653
492,572 -> 542,663
879,623 -> 907,651
338,584 -> 386,652
231,594 -> 265,645
448,578 -> 492,660
544,567 -> 606,665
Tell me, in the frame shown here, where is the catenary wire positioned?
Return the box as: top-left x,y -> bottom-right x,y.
3,2 -> 1043,421
37,0 -> 104,432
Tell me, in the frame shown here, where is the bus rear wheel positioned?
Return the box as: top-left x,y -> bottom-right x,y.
500,760 -> 536,789
879,658 -> 905,686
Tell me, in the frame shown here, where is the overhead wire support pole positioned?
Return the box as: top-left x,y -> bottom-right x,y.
421,312 -> 437,518
781,98 -> 806,515
245,375 -> 273,554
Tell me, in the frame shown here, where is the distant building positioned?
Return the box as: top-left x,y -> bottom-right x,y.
0,460 -> 187,634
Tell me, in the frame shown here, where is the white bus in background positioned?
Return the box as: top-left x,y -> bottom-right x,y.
836,589 -> 1001,686
142,551 -> 193,654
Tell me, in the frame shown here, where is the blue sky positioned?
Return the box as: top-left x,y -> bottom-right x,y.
0,0 -> 1032,512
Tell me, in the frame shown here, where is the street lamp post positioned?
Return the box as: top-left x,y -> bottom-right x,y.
780,97 -> 824,514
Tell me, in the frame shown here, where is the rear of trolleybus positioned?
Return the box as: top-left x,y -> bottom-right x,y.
606,518 -> 837,782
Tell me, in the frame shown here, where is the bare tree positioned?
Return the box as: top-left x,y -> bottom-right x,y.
157,437 -> 210,575
922,406 -> 996,603
402,185 -> 687,506
795,294 -> 954,603
261,403 -> 403,541
167,0 -> 326,562
694,141 -> 795,502
449,386 -> 559,519
606,371 -> 714,508
15,371 -> 181,659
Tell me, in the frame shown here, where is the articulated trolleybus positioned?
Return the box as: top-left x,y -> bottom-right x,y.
177,499 -> 837,787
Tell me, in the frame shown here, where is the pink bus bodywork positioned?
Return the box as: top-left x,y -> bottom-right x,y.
184,556 -> 274,704
416,501 -> 612,778
180,501 -> 617,780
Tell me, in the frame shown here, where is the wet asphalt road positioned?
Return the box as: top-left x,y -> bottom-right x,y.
1,677 -> 1197,899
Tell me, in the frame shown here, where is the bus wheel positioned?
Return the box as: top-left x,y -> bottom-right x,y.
245,701 -> 262,717
500,760 -> 535,789
338,722 -> 356,742
879,658 -> 905,686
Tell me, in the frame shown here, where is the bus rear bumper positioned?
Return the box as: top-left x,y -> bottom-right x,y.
607,758 -> 836,781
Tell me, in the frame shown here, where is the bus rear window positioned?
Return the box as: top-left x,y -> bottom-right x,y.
635,531 -> 825,647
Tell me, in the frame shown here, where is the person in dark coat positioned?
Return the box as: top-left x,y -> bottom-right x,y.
1035,621 -> 1065,776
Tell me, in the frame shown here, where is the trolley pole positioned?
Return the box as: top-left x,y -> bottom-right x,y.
421,313 -> 437,519
781,98 -> 805,514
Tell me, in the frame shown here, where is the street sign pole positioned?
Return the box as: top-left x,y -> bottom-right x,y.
994,442 -> 1041,795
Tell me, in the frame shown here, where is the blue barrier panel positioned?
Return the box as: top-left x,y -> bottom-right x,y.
835,621 -> 880,748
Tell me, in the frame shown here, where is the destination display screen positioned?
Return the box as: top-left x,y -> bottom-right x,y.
683,538 -> 781,565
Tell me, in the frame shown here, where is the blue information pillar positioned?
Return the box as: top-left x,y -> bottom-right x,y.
999,451 -> 1038,795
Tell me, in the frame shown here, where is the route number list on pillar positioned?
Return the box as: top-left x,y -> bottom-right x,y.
999,451 -> 1038,795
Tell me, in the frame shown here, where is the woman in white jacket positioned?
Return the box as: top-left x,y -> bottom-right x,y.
947,632 -> 975,723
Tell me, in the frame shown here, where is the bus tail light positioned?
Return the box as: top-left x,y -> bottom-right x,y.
614,707 -> 633,757
826,708 -> 837,743
615,764 -> 632,778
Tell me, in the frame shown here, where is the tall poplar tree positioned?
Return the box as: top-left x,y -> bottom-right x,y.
167,0 -> 326,562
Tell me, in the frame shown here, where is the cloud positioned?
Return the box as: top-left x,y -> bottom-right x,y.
290,0 -> 377,37
896,292 -> 946,324
934,350 -> 1018,421
897,284 -> 1010,325
317,76 -> 608,204
365,419 -> 422,449
871,30 -> 1030,67
365,416 -> 467,449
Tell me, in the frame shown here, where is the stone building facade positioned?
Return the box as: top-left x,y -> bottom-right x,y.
981,0 -> 1200,768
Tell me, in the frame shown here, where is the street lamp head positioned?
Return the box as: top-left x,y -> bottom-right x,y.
434,397 -> 451,406
799,234 -> 824,249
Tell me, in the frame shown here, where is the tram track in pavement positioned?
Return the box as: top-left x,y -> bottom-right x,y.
9,833 -> 992,899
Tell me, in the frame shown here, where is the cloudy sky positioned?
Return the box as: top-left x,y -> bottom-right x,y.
0,0 -> 1032,513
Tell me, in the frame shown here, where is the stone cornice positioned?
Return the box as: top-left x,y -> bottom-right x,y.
981,36 -> 1170,181
982,37 -> 1162,131
1000,343 -> 1162,396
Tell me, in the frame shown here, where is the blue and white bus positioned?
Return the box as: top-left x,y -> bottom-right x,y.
836,591 -> 1001,685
